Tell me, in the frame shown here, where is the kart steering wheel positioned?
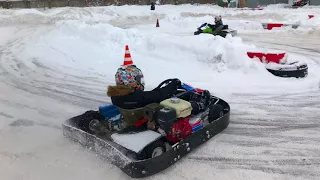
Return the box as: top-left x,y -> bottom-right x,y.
155,79 -> 191,99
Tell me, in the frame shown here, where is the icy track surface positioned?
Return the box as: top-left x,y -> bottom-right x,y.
1,4 -> 320,180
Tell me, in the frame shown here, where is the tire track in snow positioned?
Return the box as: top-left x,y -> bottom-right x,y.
178,91 -> 320,179
0,26 -> 111,109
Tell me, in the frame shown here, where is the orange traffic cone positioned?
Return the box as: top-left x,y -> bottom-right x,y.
123,45 -> 134,66
156,19 -> 159,27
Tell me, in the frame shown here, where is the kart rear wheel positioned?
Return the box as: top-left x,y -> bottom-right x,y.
89,119 -> 103,133
138,139 -> 166,160
219,31 -> 227,38
77,110 -> 101,134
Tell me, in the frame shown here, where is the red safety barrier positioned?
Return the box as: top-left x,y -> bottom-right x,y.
247,52 -> 287,64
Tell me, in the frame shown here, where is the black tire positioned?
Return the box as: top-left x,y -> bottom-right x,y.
208,104 -> 224,123
218,31 -> 227,38
138,139 -> 166,160
77,110 -> 101,134
194,31 -> 202,35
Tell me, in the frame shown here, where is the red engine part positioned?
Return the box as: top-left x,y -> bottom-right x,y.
166,118 -> 192,143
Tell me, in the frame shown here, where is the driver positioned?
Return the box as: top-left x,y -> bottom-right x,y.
107,64 -> 211,115
107,64 -> 180,110
198,15 -> 224,30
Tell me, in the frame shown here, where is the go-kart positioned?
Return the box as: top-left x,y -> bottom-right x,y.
62,79 -> 230,178
194,24 -> 237,38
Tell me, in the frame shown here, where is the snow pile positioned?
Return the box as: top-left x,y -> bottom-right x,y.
14,20 -> 281,92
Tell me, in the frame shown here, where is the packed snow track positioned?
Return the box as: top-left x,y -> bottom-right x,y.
1,5 -> 320,180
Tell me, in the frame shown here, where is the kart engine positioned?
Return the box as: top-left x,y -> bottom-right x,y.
160,97 -> 192,118
156,107 -> 177,134
143,98 -> 193,142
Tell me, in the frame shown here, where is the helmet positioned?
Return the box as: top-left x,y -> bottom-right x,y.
214,15 -> 222,23
115,65 -> 145,91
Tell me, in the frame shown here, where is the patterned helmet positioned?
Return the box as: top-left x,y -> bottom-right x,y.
215,15 -> 222,23
115,65 -> 145,91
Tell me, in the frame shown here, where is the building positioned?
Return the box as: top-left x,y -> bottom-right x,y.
309,0 -> 320,5
246,0 -> 289,8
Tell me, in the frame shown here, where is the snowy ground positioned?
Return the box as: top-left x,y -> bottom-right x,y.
1,4 -> 320,180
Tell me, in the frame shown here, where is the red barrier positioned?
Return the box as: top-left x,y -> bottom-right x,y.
247,52 -> 287,64
267,23 -> 284,30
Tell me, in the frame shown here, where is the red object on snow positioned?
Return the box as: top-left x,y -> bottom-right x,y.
267,23 -> 284,30
247,52 -> 287,64
309,15 -> 314,19
166,118 -> 192,143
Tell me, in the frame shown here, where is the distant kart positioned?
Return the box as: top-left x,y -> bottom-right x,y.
194,24 -> 237,38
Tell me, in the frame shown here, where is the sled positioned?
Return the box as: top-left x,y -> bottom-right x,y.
247,52 -> 308,78
62,80 -> 230,178
194,24 -> 237,38
265,61 -> 308,78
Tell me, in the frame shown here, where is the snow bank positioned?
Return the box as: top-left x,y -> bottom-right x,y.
15,20 -> 284,93
1,4 -> 319,95
5,18 -> 316,95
